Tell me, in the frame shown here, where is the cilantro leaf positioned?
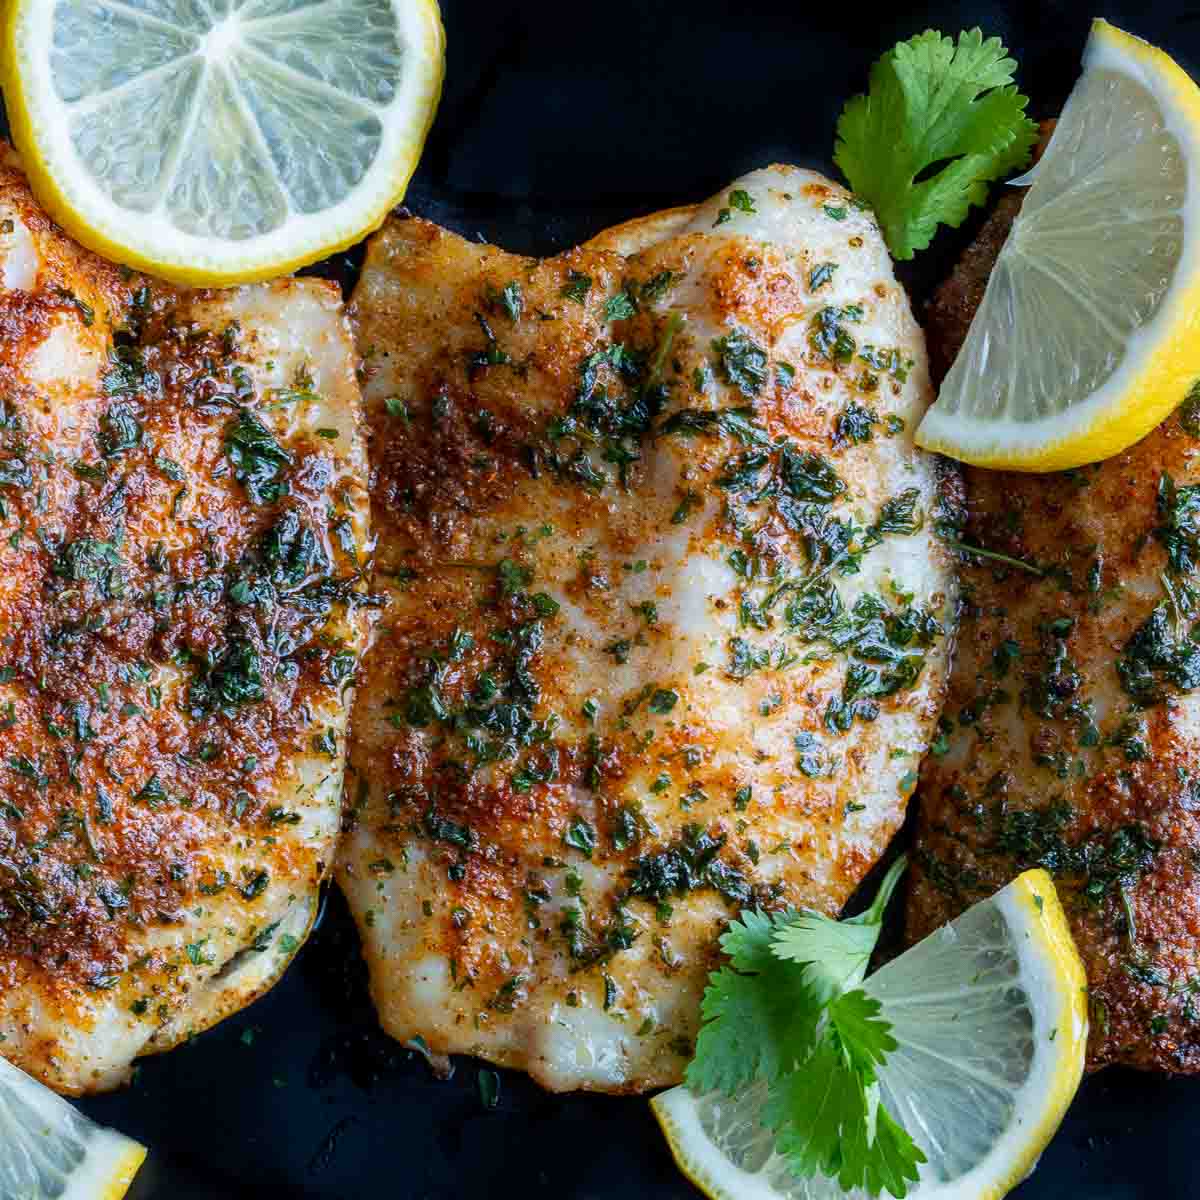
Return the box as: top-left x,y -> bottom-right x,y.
771,912 -> 879,1002
761,1034 -> 867,1183
684,857 -> 924,1196
828,989 -> 897,1076
763,1017 -> 922,1196
834,28 -> 1038,259
771,856 -> 906,1000
686,910 -> 819,1095
838,1090 -> 927,1197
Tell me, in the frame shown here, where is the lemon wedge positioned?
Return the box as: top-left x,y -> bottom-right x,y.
652,869 -> 1087,1200
915,19 -> 1200,471
0,1054 -> 146,1199
1,0 -> 444,285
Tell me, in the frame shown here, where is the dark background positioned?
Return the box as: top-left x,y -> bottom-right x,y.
13,0 -> 1200,1195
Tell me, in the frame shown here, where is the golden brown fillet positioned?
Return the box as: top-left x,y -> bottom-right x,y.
909,141 -> 1200,1072
340,167 -> 958,1092
0,147 -> 372,1094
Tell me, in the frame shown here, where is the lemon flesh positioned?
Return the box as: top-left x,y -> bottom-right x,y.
2,0 -> 445,284
0,1054 -> 146,1200
915,19 -> 1200,471
652,869 -> 1087,1200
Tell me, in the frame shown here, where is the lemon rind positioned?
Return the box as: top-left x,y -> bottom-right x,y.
651,1088 -> 786,1200
916,18 -> 1200,471
1,0 -> 446,285
0,1054 -> 147,1200
88,1136 -> 149,1200
950,869 -> 1089,1200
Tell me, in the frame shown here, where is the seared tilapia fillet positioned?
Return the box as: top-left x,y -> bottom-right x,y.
0,149 -> 371,1094
910,185 -> 1200,1073
340,168 -> 957,1091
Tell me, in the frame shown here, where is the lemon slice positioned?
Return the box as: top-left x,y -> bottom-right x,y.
915,19 -> 1200,471
0,1054 -> 146,1199
1,0 -> 445,285
652,869 -> 1087,1200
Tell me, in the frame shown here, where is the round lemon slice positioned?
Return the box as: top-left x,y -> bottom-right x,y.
652,869 -> 1087,1200
0,1054 -> 146,1199
1,0 -> 445,285
915,19 -> 1200,471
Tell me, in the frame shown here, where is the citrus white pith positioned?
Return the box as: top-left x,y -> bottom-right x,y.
653,870 -> 1087,1200
2,0 -> 445,285
916,19 -> 1200,471
0,1054 -> 146,1200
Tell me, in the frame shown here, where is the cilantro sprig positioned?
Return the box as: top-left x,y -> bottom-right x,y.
834,29 -> 1038,259
685,856 -> 925,1196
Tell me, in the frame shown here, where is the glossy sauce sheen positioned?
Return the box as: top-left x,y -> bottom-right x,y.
341,166 -> 957,1092
0,149 -> 372,1094
911,185 -> 1200,1073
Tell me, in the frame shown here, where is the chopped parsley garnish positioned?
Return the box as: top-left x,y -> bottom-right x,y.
155,455 -> 185,482
809,262 -> 838,290
541,341 -> 664,491
727,636 -> 770,680
713,189 -> 757,226
240,869 -> 270,901
834,402 -> 879,446
1118,603 -> 1200,707
564,816 -> 597,859
639,271 -> 677,303
779,448 -> 846,503
423,807 -> 474,849
626,824 -> 750,907
54,538 -> 122,595
390,618 -> 553,778
225,408 -> 293,505
99,403 -> 143,457
605,290 -> 638,321
469,312 -> 512,374
790,590 -> 940,711
187,638 -> 266,716
486,280 -> 523,322
809,305 -> 862,365
991,803 -> 1159,916
1155,471 -> 1200,573
55,287 -> 94,326
497,557 -> 533,597
658,406 -> 770,446
671,491 -> 702,525
712,330 -> 769,397
561,271 -> 592,304
102,345 -> 159,397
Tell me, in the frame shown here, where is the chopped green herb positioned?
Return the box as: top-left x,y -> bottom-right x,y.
225,409 -> 292,506
834,29 -> 1038,259
712,330 -> 769,397
561,271 -> 592,304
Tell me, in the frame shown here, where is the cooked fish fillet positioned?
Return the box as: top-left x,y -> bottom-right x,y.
909,178 -> 1200,1073
0,148 -> 371,1094
341,167 -> 957,1091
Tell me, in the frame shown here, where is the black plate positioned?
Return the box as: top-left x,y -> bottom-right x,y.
14,1 -> 1200,1196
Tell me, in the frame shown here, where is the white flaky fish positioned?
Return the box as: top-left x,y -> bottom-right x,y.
0,147 -> 371,1094
339,166 -> 957,1092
